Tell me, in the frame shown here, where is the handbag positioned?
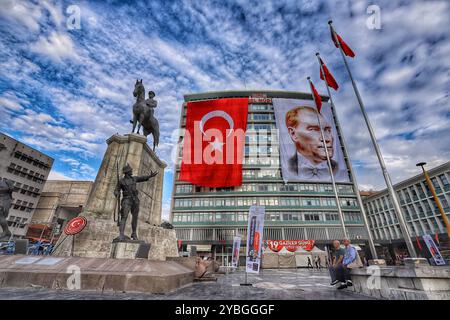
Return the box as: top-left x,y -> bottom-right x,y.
346,246 -> 363,269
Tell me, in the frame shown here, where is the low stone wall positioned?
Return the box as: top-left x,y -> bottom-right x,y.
349,266 -> 450,300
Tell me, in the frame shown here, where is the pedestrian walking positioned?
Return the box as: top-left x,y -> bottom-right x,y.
307,256 -> 313,269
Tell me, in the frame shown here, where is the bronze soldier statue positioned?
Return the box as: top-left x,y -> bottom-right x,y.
114,164 -> 158,241
0,178 -> 14,240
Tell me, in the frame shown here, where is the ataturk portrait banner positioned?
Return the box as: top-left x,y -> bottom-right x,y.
273,98 -> 349,183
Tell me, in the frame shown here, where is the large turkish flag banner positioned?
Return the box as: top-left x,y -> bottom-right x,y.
180,98 -> 249,187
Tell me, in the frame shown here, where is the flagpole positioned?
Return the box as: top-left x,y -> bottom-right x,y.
307,77 -> 348,240
328,21 -> 417,258
316,53 -> 378,259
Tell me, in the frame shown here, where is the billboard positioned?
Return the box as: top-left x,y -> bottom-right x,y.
273,98 -> 349,183
422,234 -> 446,266
245,205 -> 265,273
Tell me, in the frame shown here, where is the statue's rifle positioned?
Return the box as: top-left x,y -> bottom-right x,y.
114,159 -> 121,227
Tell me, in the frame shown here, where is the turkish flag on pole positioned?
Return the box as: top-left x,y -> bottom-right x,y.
330,25 -> 355,57
179,98 -> 249,187
308,78 -> 322,113
319,58 -> 339,90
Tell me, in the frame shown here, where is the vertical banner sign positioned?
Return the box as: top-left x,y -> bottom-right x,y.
246,205 -> 265,273
422,234 -> 447,266
231,236 -> 241,268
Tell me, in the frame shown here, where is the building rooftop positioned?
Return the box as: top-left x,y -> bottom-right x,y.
184,89 -> 329,102
363,161 -> 450,201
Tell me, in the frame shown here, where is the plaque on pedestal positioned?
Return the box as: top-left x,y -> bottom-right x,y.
110,240 -> 151,259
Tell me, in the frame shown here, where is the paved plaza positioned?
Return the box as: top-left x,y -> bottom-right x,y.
0,268 -> 377,300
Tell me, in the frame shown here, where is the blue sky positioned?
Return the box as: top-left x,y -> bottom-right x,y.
1,0 -> 449,219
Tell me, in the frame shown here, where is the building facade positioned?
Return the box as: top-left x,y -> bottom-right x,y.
362,162 -> 450,262
0,132 -> 54,237
170,90 -> 371,261
27,180 -> 93,242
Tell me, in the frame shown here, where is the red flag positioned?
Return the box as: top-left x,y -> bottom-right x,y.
179,98 -> 248,187
308,78 -> 322,113
330,28 -> 355,58
319,58 -> 339,90
435,233 -> 440,245
416,236 -> 422,251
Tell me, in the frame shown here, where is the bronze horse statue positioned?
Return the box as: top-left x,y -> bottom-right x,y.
131,79 -> 160,151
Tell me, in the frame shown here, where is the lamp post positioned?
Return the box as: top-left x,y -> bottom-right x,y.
416,162 -> 450,238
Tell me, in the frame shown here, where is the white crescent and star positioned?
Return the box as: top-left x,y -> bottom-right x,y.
199,110 -> 234,152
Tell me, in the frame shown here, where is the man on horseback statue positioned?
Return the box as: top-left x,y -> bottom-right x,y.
131,79 -> 160,151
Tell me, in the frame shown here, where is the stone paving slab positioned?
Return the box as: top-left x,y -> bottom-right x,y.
0,268 -> 378,300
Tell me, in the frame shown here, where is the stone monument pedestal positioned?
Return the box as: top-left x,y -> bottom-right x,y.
52,133 -> 179,261
110,240 -> 150,259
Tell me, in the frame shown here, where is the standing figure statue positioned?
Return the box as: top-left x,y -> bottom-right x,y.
131,79 -> 160,151
114,163 -> 158,241
0,178 -> 14,240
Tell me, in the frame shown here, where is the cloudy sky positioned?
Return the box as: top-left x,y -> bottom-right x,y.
1,0 -> 449,219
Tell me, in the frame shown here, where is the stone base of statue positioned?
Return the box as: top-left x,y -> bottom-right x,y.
110,239 -> 150,259
52,133 -> 179,261
0,255 -> 194,294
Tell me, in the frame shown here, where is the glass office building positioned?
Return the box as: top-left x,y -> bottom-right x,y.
362,161 -> 450,263
170,91 -> 370,261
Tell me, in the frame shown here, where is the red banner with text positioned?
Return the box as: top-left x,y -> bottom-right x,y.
265,240 -> 315,252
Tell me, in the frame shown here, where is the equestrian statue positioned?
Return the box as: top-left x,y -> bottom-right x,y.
131,79 -> 160,151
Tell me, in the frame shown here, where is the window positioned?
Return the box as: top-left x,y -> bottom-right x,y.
304,213 -> 321,221
280,184 -> 296,192
266,213 -> 280,221
325,213 -> 339,221
439,174 -> 449,185
237,212 -> 248,221
282,213 -> 300,221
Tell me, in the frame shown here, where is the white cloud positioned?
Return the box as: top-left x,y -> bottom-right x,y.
30,31 -> 79,62
0,91 -> 25,111
48,170 -> 72,180
0,0 -> 42,32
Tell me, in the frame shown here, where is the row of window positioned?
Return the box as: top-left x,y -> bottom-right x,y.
173,196 -> 358,209
12,199 -> 34,212
173,210 -> 362,223
248,113 -> 275,121
7,163 -> 46,184
13,151 -> 51,170
245,133 -> 278,143
175,182 -> 354,194
14,181 -> 40,198
365,189 -> 449,224
371,215 -> 448,241
7,215 -> 28,229
248,104 -> 273,111
398,174 -> 449,205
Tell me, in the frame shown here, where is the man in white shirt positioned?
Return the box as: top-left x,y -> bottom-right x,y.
285,106 -> 346,181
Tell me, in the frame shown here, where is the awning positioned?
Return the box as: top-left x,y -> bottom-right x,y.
310,246 -> 326,253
